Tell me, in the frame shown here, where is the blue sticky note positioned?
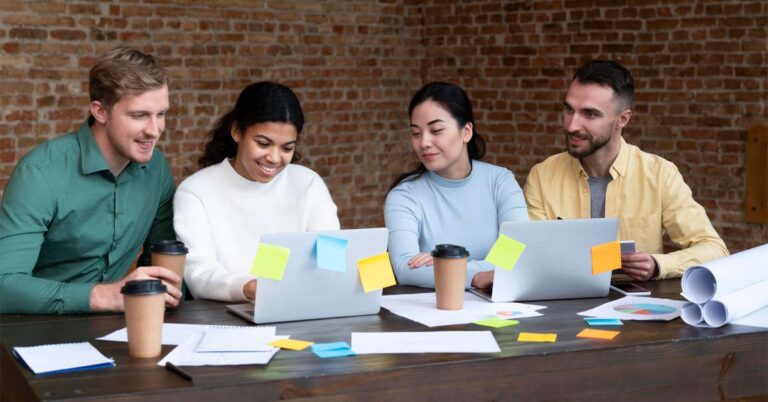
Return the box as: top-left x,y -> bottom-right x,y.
584,318 -> 624,326
316,235 -> 348,272
310,342 -> 350,352
313,347 -> 357,359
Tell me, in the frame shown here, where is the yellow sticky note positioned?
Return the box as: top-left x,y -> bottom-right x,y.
250,243 -> 290,280
517,332 -> 557,343
357,252 -> 397,293
269,339 -> 314,351
576,328 -> 620,340
485,234 -> 526,271
591,241 -> 621,275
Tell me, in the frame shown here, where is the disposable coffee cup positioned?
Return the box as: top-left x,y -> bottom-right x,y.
121,279 -> 167,358
432,244 -> 469,310
150,240 -> 188,288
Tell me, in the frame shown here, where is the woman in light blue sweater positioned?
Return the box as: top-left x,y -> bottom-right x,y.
384,82 -> 528,289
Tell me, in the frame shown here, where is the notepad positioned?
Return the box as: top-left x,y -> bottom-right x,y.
13,342 -> 114,375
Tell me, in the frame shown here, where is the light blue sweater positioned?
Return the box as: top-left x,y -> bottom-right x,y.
384,161 -> 528,289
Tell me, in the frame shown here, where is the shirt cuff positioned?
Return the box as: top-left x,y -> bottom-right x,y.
228,274 -> 256,302
650,253 -> 676,280
68,282 -> 97,313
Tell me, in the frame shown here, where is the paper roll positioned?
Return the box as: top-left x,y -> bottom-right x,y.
681,302 -> 704,326
681,244 -> 768,304
702,278 -> 768,328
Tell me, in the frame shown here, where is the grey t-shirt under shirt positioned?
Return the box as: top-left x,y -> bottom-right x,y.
587,175 -> 612,218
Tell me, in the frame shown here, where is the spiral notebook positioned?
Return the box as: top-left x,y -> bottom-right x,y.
13,342 -> 115,375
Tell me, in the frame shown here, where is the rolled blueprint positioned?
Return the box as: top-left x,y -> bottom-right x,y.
702,278 -> 768,328
680,302 -> 705,326
681,244 -> 768,304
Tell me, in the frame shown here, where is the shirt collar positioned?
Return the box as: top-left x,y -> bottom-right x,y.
570,136 -> 630,180
77,116 -> 147,177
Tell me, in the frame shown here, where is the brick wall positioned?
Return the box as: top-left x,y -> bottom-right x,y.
1,0 -> 766,252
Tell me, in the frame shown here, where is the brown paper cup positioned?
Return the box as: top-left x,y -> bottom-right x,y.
434,257 -> 468,310
122,280 -> 166,358
151,253 -> 185,288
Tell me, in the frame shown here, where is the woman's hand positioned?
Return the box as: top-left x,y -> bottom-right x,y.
408,252 -> 434,269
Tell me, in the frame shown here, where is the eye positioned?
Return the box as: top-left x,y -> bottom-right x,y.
432,128 -> 443,134
563,105 -> 574,114
282,145 -> 295,152
411,131 -> 421,137
256,141 -> 270,148
584,110 -> 598,119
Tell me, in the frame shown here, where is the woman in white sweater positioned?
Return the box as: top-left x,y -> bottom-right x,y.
174,82 -> 340,302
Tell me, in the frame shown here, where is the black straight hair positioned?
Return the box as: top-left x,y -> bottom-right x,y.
572,60 -> 635,110
199,81 -> 304,168
388,82 -> 486,192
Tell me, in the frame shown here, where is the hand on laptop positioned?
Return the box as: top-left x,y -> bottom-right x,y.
621,252 -> 656,281
243,280 -> 257,300
408,252 -> 433,269
471,270 -> 494,289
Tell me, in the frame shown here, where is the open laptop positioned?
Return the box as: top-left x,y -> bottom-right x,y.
227,228 -> 388,324
470,218 -> 619,302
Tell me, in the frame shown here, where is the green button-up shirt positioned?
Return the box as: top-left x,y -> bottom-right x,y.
0,119 -> 175,314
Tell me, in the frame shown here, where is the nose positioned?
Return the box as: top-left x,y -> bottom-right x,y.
565,113 -> 580,133
145,116 -> 162,137
265,146 -> 280,163
419,132 -> 433,150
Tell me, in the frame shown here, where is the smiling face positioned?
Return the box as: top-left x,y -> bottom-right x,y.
230,121 -> 297,183
90,85 -> 170,175
410,100 -> 472,180
563,80 -> 630,160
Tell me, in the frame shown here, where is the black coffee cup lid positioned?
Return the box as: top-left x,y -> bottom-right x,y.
121,279 -> 167,295
150,240 -> 188,254
431,244 -> 470,258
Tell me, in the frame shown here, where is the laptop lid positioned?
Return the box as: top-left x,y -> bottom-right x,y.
486,218 -> 618,302
228,228 -> 387,324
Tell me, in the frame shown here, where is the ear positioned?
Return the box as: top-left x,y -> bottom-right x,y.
461,122 -> 473,144
616,109 -> 632,129
90,101 -> 108,124
230,124 -> 242,143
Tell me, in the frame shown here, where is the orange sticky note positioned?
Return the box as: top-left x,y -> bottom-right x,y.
576,328 -> 620,340
357,252 -> 397,293
591,241 -> 621,274
517,332 -> 557,343
269,339 -> 314,351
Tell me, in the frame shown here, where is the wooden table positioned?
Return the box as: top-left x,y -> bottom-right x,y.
2,280 -> 767,401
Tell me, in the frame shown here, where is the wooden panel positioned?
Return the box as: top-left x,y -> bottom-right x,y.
745,124 -> 768,224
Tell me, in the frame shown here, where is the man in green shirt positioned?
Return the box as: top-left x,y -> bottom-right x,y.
0,47 -> 182,314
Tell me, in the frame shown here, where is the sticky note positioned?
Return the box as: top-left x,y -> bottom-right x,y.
250,243 -> 291,280
357,252 -> 397,293
584,318 -> 623,326
474,318 -> 520,328
310,342 -> 351,352
591,241 -> 622,274
313,348 -> 357,358
485,234 -> 526,271
517,332 -> 557,343
316,235 -> 348,272
269,339 -> 314,351
576,328 -> 620,340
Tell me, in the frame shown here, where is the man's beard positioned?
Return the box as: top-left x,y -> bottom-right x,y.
565,131 -> 610,159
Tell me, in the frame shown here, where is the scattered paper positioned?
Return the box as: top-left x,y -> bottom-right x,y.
591,241 -> 622,274
250,243 -> 291,280
732,305 -> 768,329
158,334 -> 284,367
484,234 -> 526,271
584,318 -> 623,326
382,292 -> 545,327
13,342 -> 114,375
357,252 -> 397,293
351,331 -> 500,354
195,327 -> 276,353
310,342 -> 356,358
269,339 -> 313,351
576,328 -> 620,340
474,318 -> 520,328
517,332 -> 557,343
578,296 -> 685,321
316,235 -> 348,272
310,342 -> 350,352
98,324 -> 255,345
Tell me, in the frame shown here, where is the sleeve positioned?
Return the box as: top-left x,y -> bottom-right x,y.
0,162 -> 93,314
173,186 -> 252,302
651,163 -> 730,278
305,174 -> 341,231
524,164 -> 548,221
496,169 -> 529,223
139,159 -> 177,266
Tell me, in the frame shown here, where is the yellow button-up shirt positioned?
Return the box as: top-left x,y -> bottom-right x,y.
524,137 -> 729,279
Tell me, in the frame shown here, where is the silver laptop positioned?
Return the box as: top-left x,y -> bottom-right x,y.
470,218 -> 619,302
227,228 -> 388,324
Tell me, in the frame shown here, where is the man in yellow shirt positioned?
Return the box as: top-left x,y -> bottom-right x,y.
524,60 -> 728,280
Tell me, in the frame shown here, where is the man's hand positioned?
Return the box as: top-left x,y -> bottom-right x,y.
89,266 -> 182,312
408,252 -> 433,269
471,270 -> 494,289
621,252 -> 657,281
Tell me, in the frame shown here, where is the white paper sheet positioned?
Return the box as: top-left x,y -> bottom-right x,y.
681,244 -> 768,304
97,323 -> 257,345
702,278 -> 768,327
578,296 -> 685,321
157,334 -> 285,367
351,331 -> 500,354
195,327 -> 276,352
13,342 -> 114,375
731,305 -> 768,329
381,292 -> 545,327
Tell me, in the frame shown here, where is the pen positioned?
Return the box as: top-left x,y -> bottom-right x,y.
556,216 -> 563,220
165,362 -> 193,382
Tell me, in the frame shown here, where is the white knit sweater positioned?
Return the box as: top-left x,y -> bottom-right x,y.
173,159 -> 340,302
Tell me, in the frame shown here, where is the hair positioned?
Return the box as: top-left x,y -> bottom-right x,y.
198,81 -> 305,168
572,59 -> 635,110
388,82 -> 486,192
89,47 -> 169,109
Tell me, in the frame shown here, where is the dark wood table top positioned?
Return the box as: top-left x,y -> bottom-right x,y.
2,280 -> 767,401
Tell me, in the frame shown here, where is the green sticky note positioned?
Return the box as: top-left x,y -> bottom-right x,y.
474,318 -> 520,328
250,243 -> 290,281
485,234 -> 526,271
